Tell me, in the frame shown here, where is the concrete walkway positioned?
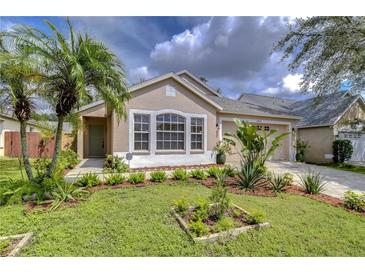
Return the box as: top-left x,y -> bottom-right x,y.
265,161 -> 365,199
65,158 -> 105,182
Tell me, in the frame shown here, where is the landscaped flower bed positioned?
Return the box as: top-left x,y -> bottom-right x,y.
172,203 -> 270,243
0,232 -> 34,257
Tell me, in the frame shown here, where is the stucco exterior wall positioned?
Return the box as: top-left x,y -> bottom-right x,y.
297,126 -> 334,164
112,78 -> 217,153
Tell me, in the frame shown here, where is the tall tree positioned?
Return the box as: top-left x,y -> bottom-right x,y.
7,19 -> 130,176
0,43 -> 41,180
274,16 -> 365,96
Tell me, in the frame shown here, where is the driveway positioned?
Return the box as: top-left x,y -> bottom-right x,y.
265,161 -> 365,199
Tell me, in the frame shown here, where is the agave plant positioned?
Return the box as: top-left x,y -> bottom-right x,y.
51,181 -> 88,210
236,161 -> 266,190
299,170 -> 326,194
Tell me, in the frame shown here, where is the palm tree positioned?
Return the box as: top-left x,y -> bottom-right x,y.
0,42 -> 41,180
6,19 -> 130,176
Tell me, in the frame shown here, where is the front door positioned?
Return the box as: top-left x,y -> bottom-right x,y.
88,124 -> 105,157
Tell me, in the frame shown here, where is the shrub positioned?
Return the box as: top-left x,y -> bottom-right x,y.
190,169 -> 207,180
236,161 -> 265,190
77,172 -> 101,187
294,139 -> 309,162
51,181 -> 88,210
246,210 -> 266,224
33,158 -> 51,178
171,168 -> 189,181
207,166 -> 220,178
209,169 -> 230,219
299,170 -> 326,194
214,217 -> 235,232
189,219 -> 209,237
106,174 -> 125,185
344,190 -> 365,212
128,172 -> 145,184
104,154 -> 129,173
192,198 -> 210,221
150,170 -> 167,183
173,199 -> 189,216
282,172 -> 294,186
333,140 -> 353,163
58,149 -> 80,169
269,173 -> 288,193
223,165 -> 236,177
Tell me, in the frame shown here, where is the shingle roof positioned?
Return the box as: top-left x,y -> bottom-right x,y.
289,92 -> 362,128
208,95 -> 300,118
238,93 -> 297,112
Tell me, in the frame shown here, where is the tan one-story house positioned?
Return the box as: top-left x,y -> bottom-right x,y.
77,70 -> 300,168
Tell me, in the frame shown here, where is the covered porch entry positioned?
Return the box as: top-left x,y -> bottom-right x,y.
77,102 -> 112,159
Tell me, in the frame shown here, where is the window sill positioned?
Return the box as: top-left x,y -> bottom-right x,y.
190,150 -> 205,154
155,150 -> 186,155
132,150 -> 150,155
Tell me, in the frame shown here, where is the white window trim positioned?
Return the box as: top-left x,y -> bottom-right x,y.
132,113 -> 151,153
129,109 -> 207,156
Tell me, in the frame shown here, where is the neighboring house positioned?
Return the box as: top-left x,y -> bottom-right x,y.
77,70 -> 300,167
0,112 -> 41,157
290,92 -> 365,163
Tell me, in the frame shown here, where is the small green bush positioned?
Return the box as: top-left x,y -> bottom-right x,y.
77,172 -> 101,187
173,199 -> 189,216
189,169 -> 207,180
128,172 -> 145,184
282,172 -> 294,185
344,190 -> 365,212
209,169 -> 230,219
223,165 -> 236,177
58,149 -> 80,169
299,170 -> 326,194
171,168 -> 188,181
269,173 -> 288,193
104,154 -> 129,173
192,198 -> 210,221
189,219 -> 209,237
207,166 -> 220,178
214,217 -> 235,232
333,140 -> 353,163
33,158 -> 51,178
237,161 -> 265,190
106,174 -> 125,185
246,210 -> 266,224
150,170 -> 167,183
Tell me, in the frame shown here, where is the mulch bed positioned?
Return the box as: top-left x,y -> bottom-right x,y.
26,200 -> 80,212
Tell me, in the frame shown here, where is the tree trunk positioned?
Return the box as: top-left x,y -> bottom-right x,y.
20,121 -> 33,180
47,114 -> 64,177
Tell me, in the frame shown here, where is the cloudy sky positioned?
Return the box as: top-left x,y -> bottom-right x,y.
0,16 -> 309,100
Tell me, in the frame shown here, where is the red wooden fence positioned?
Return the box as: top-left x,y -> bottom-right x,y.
4,132 -> 56,158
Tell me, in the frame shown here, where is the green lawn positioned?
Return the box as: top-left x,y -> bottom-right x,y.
0,157 -> 33,186
0,183 -> 364,256
320,163 -> 365,175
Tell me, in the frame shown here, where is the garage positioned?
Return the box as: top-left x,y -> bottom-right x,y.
222,120 -> 290,164
338,131 -> 365,162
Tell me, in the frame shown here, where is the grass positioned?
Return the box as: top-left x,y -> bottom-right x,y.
0,183 -> 364,256
0,157 -> 35,186
320,163 -> 365,175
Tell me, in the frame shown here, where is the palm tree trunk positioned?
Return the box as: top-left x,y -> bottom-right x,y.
47,114 -> 64,177
20,121 -> 33,180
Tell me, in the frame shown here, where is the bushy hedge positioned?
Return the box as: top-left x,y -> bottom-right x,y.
333,140 -> 353,163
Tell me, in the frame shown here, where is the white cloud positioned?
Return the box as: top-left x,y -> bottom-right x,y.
262,87 -> 280,95
282,73 -> 302,92
128,66 -> 153,84
0,18 -> 15,31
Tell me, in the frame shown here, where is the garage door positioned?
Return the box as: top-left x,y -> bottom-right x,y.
339,132 -> 365,161
222,121 -> 289,164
